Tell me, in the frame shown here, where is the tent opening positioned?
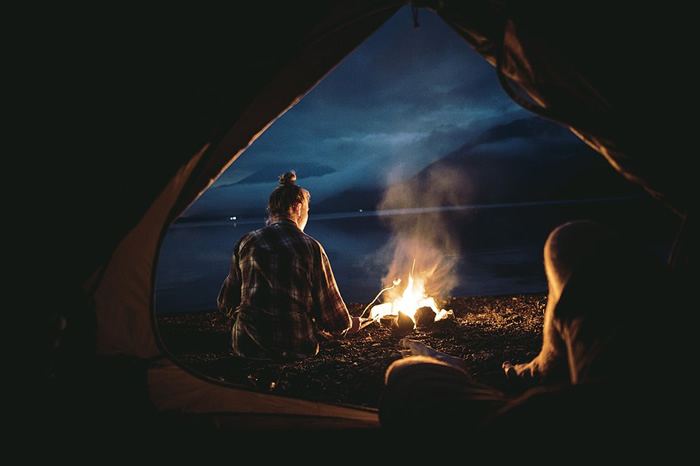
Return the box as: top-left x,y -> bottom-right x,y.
153,5 -> 681,411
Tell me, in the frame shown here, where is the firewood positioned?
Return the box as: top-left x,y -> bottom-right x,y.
414,306 -> 436,328
393,311 -> 415,336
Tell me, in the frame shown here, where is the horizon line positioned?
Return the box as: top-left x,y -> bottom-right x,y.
171,195 -> 649,228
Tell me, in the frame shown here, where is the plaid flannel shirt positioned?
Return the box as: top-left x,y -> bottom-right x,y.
217,218 -> 352,359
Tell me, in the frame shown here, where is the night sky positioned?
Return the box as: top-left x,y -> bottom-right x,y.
179,6 -> 549,220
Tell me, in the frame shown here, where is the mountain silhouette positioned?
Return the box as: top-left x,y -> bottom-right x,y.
312,117 -> 644,214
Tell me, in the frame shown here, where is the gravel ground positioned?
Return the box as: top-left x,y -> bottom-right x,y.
156,293 -> 547,408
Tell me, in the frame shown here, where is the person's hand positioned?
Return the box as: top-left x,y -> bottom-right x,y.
345,316 -> 361,335
502,360 -> 542,390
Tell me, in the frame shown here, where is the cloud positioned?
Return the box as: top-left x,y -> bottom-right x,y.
222,163 -> 337,186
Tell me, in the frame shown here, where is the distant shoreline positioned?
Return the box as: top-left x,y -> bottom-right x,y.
172,195 -> 649,228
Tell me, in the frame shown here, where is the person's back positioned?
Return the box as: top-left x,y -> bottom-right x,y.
217,171 -> 358,360
229,218 -> 351,359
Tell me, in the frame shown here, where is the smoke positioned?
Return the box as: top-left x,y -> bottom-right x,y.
377,164 -> 472,301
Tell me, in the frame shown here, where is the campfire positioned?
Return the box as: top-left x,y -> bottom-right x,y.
360,261 -> 453,334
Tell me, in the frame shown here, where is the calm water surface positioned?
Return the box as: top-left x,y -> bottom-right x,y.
155,197 -> 678,314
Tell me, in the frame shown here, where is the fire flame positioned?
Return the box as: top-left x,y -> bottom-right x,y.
369,272 -> 451,326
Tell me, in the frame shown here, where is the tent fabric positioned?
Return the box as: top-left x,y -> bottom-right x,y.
148,359 -> 379,428
37,0 -> 693,432
435,1 -> 691,219
93,0 -> 404,428
94,144 -> 209,358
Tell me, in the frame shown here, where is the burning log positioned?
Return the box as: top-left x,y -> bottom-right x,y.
378,312 -> 415,336
394,311 -> 415,336
379,315 -> 398,327
414,306 -> 436,328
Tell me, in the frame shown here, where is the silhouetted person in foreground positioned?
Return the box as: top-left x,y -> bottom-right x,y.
379,219 -> 685,443
217,171 -> 359,361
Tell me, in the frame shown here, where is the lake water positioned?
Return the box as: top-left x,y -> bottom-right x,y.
155,197 -> 679,314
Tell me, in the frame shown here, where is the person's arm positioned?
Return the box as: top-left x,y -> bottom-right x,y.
312,244 -> 354,335
216,242 -> 243,318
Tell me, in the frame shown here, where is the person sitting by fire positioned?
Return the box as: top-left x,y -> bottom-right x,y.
217,171 -> 360,361
378,219 -> 683,439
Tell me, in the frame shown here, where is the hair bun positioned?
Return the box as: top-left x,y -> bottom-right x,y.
279,171 -> 297,185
